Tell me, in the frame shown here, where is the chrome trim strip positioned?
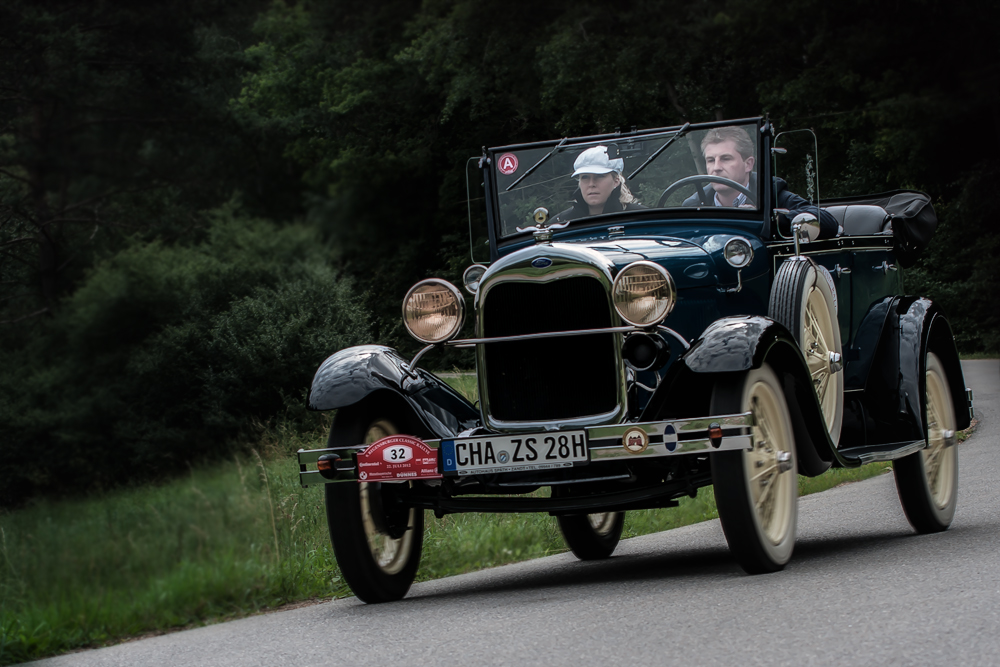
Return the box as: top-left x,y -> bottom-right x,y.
486,405 -> 626,433
296,411 -> 754,486
446,323 -> 692,351
447,325 -> 638,346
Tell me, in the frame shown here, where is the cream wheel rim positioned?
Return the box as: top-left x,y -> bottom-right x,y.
745,379 -> 795,545
803,286 -> 838,431
359,419 -> 415,575
587,513 -> 618,535
923,360 -> 957,510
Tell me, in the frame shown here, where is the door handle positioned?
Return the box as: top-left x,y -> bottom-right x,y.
873,260 -> 896,274
834,264 -> 852,278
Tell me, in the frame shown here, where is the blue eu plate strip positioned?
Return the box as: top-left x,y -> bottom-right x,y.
440,440 -> 457,472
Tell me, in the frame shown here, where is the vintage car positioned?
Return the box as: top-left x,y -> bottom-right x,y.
298,117 -> 973,603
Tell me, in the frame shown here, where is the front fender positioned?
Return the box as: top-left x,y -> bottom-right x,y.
642,315 -> 842,476
680,315 -> 787,373
308,345 -> 480,439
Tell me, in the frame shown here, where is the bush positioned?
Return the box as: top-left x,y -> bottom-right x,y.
0,206 -> 371,506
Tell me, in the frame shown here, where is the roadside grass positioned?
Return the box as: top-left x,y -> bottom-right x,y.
1,370 -> 971,664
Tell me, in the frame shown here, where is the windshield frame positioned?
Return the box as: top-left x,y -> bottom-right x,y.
482,117 -> 771,253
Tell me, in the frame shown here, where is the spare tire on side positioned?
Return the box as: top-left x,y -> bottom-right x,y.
768,257 -> 844,446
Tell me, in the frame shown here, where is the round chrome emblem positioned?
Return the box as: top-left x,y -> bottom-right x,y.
622,426 -> 649,454
531,257 -> 553,268
664,424 -> 678,452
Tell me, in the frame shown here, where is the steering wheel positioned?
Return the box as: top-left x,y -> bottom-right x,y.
657,175 -> 757,208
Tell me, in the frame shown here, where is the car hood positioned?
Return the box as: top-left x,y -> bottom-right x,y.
482,237 -> 721,292
571,237 -> 718,289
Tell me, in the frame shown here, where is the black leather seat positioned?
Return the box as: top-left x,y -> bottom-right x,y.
823,205 -> 891,236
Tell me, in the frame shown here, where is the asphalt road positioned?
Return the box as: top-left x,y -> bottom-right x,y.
30,360 -> 999,667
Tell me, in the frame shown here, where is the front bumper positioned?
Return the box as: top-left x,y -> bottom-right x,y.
297,411 -> 753,488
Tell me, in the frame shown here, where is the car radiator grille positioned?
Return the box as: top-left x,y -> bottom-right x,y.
482,277 -> 619,422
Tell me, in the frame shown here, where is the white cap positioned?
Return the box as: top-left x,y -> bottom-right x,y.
572,146 -> 624,177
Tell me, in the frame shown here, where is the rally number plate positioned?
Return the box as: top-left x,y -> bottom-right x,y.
440,431 -> 588,476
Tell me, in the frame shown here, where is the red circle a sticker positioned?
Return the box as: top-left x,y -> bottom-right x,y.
498,153 -> 519,175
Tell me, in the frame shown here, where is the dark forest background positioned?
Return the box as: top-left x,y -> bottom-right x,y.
2,0 -> 998,506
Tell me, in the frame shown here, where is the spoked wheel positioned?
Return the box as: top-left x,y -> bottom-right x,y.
711,364 -> 798,574
556,511 -> 625,560
325,404 -> 423,603
769,257 -> 844,444
894,351 -> 959,533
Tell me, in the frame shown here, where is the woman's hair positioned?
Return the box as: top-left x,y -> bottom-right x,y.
615,174 -> 637,204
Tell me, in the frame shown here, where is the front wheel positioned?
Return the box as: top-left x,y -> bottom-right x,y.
711,364 -> 798,574
325,404 -> 423,603
557,511 -> 625,560
893,351 -> 959,533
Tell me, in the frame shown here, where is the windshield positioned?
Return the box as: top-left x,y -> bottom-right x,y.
489,121 -> 761,238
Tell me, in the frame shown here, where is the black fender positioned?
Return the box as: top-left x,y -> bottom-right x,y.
859,297 -> 971,448
642,316 -> 842,476
308,345 -> 481,439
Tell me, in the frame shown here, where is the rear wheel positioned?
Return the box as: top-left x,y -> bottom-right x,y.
894,351 -> 959,533
557,511 -> 625,560
325,405 -> 423,603
711,364 -> 798,573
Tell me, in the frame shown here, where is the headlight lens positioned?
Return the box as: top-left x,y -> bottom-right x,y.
723,238 -> 754,268
612,261 -> 676,326
402,279 -> 465,343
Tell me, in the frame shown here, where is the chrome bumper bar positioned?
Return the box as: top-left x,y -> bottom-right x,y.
297,411 -> 753,487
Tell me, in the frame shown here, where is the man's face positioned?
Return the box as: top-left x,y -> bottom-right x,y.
578,172 -> 618,208
703,139 -> 754,194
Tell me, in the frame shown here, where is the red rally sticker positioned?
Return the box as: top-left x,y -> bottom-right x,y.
498,153 -> 519,175
356,435 -> 442,482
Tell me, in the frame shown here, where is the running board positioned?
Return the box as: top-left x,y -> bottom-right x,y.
838,440 -> 924,464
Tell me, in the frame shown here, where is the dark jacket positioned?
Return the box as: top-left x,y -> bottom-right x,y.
553,184 -> 644,223
682,174 -> 838,239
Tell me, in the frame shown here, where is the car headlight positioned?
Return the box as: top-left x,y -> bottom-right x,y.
402,279 -> 465,343
612,261 -> 676,327
462,264 -> 487,295
723,238 -> 754,268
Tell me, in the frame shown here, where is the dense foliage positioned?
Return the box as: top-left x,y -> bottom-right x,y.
1,0 -> 997,504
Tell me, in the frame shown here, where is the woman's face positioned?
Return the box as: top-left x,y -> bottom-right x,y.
578,172 -> 619,209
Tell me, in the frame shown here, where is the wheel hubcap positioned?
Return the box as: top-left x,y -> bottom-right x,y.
587,512 -> 617,536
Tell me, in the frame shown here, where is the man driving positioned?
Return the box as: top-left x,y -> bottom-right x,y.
683,126 -> 838,239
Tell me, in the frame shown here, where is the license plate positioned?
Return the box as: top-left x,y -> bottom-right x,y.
440,431 -> 588,476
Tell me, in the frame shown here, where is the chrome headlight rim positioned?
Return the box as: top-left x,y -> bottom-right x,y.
462,264 -> 488,295
401,278 -> 466,344
612,260 -> 677,327
723,237 -> 754,268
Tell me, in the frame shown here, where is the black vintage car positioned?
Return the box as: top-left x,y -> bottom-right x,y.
298,117 -> 973,603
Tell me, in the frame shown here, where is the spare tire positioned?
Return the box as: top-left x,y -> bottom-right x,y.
768,257 -> 844,445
